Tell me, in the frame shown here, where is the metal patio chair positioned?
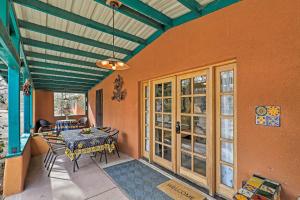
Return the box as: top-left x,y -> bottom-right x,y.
42,135 -> 70,177
99,129 -> 120,164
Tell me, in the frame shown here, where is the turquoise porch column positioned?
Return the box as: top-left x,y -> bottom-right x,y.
8,66 -> 21,154
23,71 -> 31,134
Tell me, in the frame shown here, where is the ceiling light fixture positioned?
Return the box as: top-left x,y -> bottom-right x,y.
96,0 -> 130,71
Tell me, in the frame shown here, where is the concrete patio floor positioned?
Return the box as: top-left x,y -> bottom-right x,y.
5,153 -> 133,200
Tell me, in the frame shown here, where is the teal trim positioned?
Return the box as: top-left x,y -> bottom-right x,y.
173,0 -> 240,27
28,61 -> 109,76
29,90 -> 33,128
31,74 -> 99,84
30,68 -> 103,80
119,0 -> 172,27
35,83 -> 91,90
19,20 -> 132,56
0,0 -> 9,30
13,0 -> 146,44
94,0 -> 164,30
33,79 -> 95,86
6,134 -> 30,158
23,70 -> 30,133
0,19 -> 20,67
35,88 -> 88,93
8,66 -> 21,154
25,51 -> 106,70
177,0 -> 203,14
22,38 -> 116,61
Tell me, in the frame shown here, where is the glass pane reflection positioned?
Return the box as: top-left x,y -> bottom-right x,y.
221,141 -> 233,164
220,71 -> 233,93
163,82 -> 172,96
221,118 -> 233,139
181,79 -> 191,95
163,146 -> 172,161
163,98 -> 172,113
155,128 -> 162,142
193,116 -> 206,135
181,152 -> 192,170
163,130 -> 172,145
163,114 -> 172,129
181,134 -> 192,151
221,165 -> 234,188
221,95 -> 233,115
155,114 -> 162,127
194,96 -> 206,114
194,76 -> 206,94
155,143 -> 162,157
155,99 -> 162,112
181,115 -> 191,132
194,136 -> 206,156
155,84 -> 162,97
181,97 -> 191,113
194,156 -> 206,177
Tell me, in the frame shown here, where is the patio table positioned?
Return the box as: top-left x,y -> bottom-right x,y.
54,119 -> 78,132
61,128 -> 115,172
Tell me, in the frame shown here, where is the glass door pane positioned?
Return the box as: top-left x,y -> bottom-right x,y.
152,77 -> 175,171
216,64 -> 236,199
177,71 -> 209,187
142,83 -> 150,158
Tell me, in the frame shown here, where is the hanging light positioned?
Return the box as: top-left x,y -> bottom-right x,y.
96,0 -> 130,71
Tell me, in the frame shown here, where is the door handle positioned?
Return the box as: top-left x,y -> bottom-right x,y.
176,121 -> 181,134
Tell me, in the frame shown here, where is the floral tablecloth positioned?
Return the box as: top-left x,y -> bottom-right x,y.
61,128 -> 114,160
54,119 -> 78,132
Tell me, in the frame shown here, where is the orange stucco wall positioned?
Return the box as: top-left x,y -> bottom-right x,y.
34,90 -> 86,127
88,0 -> 300,199
3,139 -> 31,196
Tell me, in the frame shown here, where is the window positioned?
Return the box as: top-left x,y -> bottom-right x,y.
54,93 -> 86,117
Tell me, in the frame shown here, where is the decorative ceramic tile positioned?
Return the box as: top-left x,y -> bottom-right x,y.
238,188 -> 254,198
255,106 -> 280,127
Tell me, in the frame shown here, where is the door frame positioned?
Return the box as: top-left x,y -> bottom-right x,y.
152,76 -> 177,171
139,59 -> 237,197
95,89 -> 103,128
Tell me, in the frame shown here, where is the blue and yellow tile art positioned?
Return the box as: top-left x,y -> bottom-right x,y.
255,106 -> 280,127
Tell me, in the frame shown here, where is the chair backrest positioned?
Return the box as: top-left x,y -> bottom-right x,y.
39,119 -> 51,127
102,127 -> 111,133
105,129 -> 119,144
78,117 -> 88,125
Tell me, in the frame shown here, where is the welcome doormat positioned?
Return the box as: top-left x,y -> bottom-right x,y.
158,180 -> 206,200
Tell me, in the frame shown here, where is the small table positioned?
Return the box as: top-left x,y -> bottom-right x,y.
55,119 -> 78,132
61,128 -> 114,172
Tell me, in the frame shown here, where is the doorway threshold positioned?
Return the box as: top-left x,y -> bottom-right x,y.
139,158 -> 227,200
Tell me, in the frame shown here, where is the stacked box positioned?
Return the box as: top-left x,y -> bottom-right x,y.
233,175 -> 281,200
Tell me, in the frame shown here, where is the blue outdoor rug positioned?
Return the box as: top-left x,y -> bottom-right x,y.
104,160 -> 172,200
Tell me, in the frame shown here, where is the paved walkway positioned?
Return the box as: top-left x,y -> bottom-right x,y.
5,153 -> 132,200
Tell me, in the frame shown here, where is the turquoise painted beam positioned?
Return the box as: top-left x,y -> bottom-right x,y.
94,0 -> 164,30
19,20 -> 132,56
23,72 -> 31,133
31,74 -> 99,84
29,89 -> 33,128
30,68 -> 103,80
8,67 -> 21,154
22,38 -> 118,61
173,0 -> 240,27
13,0 -> 146,44
35,88 -> 88,93
34,86 -> 90,92
25,51 -> 104,69
0,0 -> 9,31
0,19 -> 20,68
119,0 -> 172,27
177,0 -> 203,14
125,0 -> 240,62
28,60 -> 109,75
36,89 -> 88,94
33,79 -> 95,86
35,82 -> 91,89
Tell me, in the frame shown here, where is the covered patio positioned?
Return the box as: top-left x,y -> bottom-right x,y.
0,0 -> 299,199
